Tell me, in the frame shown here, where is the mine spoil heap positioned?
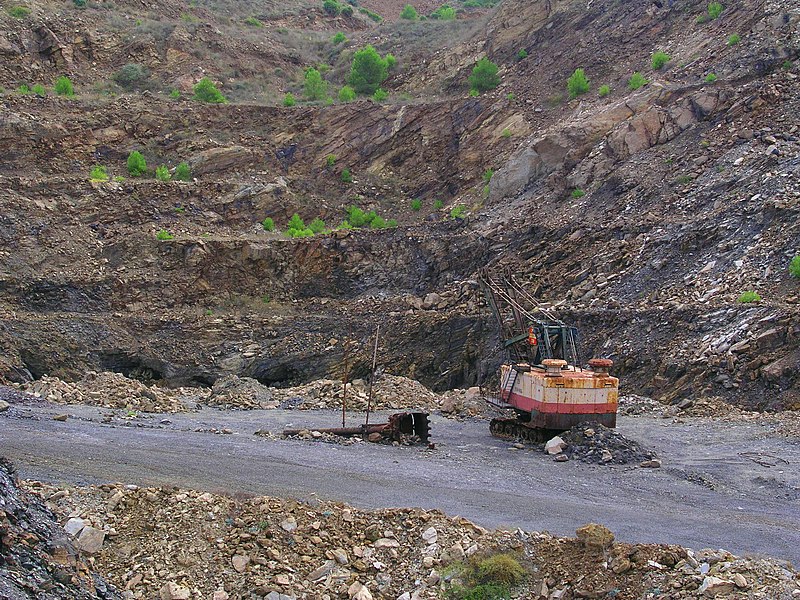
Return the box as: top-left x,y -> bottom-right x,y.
20,479 -> 800,600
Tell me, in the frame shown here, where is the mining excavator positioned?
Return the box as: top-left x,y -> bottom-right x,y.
480,270 -> 619,442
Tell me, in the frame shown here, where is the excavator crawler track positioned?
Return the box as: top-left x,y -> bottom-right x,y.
489,418 -> 555,444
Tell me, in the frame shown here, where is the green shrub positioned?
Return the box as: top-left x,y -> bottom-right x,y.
411,198 -> 422,211
476,554 -> 525,586
338,85 -> 356,102
358,6 -> 382,22
155,165 -> 171,181
325,154 -> 336,168
506,92 -> 515,101
675,174 -> 693,184
174,162 -> 191,181
707,1 -> 723,19
738,291 -> 761,303
244,16 -> 263,26
386,218 -> 398,228
460,583 -> 509,600
31,84 -> 46,96
373,88 -> 388,101
346,206 -> 367,227
628,72 -> 648,90
309,217 -> 327,233
400,4 -> 418,19
571,188 -> 585,199
705,72 -> 717,82
349,45 -> 389,95
651,51 -> 671,70
17,84 -> 31,95
468,88 -> 480,97
517,49 -> 528,60
341,5 -> 353,16
323,0 -> 341,15
790,256 -> 800,278
431,4 -> 455,19
73,0 -> 86,7
451,205 -> 466,219
90,165 -> 109,181
283,92 -> 296,107
169,89 -> 181,99
8,6 -> 30,18
304,68 -> 328,101
341,168 -> 353,183
782,60 -> 793,70
338,220 -> 353,230
567,68 -> 589,99
126,151 -> 147,176
193,77 -> 227,103
156,229 -> 174,241
598,84 -> 611,97
469,57 -> 500,93
501,128 -> 512,138
262,217 -> 275,231
482,168 -> 493,183
385,53 -> 397,70
54,76 -> 75,97
114,63 -> 150,90
727,33 -> 740,45
332,31 -> 347,44
370,215 -> 387,229
434,199 -> 444,209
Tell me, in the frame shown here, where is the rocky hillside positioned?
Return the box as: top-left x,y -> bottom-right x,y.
0,0 -> 798,409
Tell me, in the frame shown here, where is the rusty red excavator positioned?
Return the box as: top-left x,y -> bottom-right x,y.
480,270 -> 619,442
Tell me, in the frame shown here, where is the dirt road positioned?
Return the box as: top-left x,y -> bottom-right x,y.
2,393 -> 799,565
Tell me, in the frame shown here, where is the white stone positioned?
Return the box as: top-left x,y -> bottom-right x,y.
421,527 -> 438,544
64,517 -> 86,536
699,576 -> 735,596
545,436 -> 567,455
232,554 -> 249,573
374,538 -> 400,548
159,582 -> 191,600
348,581 -> 374,600
280,516 -> 297,532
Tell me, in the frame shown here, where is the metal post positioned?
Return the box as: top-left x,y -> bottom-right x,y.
364,325 -> 380,427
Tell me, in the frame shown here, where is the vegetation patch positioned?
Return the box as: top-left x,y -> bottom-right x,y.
193,78 -> 227,103
469,57 -> 500,94
441,552 -> 527,600
651,51 -> 671,70
738,291 -> 761,303
567,68 -> 589,99
628,72 -> 648,90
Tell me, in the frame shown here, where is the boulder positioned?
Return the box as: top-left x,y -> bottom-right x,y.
576,523 -> 614,550
545,436 -> 567,455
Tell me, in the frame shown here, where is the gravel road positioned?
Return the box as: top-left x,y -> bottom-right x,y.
2,392 -> 799,565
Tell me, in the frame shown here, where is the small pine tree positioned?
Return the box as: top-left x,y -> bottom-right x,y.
628,72 -> 648,90
332,32 -> 347,44
372,88 -> 388,101
651,51 -> 671,70
304,68 -> 328,101
727,34 -> 740,46
54,76 -> 75,97
155,165 -> 171,181
789,256 -> 800,278
262,217 -> 275,231
411,198 -> 422,211
400,4 -> 418,19
283,92 -> 296,107
287,213 -> 306,233
348,45 -> 389,95
338,86 -> 356,102
323,0 -> 341,15
174,162 -> 191,181
193,78 -> 227,103
127,151 -> 147,177
598,84 -> 611,97
341,168 -> 353,183
567,68 -> 589,99
309,217 -> 327,233
468,57 -> 500,93
90,165 -> 109,181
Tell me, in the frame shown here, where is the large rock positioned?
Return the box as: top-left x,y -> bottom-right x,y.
545,436 -> 567,455
575,523 -> 614,550
348,581 -> 374,600
699,576 -> 735,596
76,525 -> 105,554
189,146 -> 254,175
160,582 -> 191,600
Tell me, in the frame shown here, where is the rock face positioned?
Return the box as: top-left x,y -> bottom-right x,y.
0,459 -> 119,599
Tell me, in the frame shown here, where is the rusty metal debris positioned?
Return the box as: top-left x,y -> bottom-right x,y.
282,412 -> 431,445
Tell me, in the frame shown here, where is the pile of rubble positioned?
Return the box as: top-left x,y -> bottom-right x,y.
19,371 -> 195,413
207,375 -> 278,410
0,459 -> 119,599
22,480 -> 800,600
619,394 -> 800,438
268,374 -> 442,412
548,423 -> 660,466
